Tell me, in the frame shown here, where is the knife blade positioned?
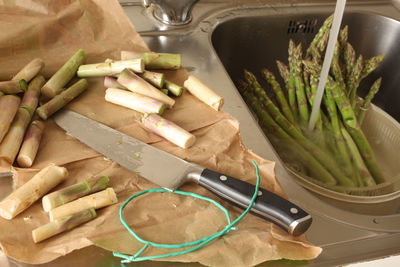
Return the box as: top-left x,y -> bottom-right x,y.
54,110 -> 312,236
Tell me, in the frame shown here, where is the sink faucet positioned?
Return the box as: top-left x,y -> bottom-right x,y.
143,0 -> 199,25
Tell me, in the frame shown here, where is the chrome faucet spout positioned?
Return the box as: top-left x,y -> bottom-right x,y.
143,0 -> 199,25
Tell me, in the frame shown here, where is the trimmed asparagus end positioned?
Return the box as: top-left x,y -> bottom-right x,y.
42,175 -> 110,212
139,70 -> 165,88
117,68 -> 175,108
183,75 -> 224,111
37,79 -> 88,120
105,88 -> 166,115
41,49 -> 86,99
104,76 -> 127,90
32,208 -> 96,243
49,188 -> 117,221
164,80 -> 183,97
142,113 -> 196,149
121,51 -> 181,70
13,58 -> 45,82
16,120 -> 45,168
0,80 -> 27,94
77,59 -> 144,77
0,163 -> 68,220
0,107 -> 31,164
0,95 -> 21,143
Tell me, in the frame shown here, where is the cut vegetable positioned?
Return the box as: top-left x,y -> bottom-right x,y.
142,113 -> 196,149
13,58 -> 45,83
42,175 -> 109,212
0,95 -> 20,143
41,49 -> 86,99
183,75 -> 224,111
16,120 -> 45,168
121,51 -> 181,70
37,79 -> 88,120
0,163 -> 68,220
117,68 -> 175,108
0,79 -> 28,94
139,70 -> 165,88
104,76 -> 127,90
0,108 -> 31,164
105,88 -> 166,115
32,208 -> 96,243
49,188 -> 117,221
20,75 -> 46,118
164,80 -> 183,97
77,59 -> 144,77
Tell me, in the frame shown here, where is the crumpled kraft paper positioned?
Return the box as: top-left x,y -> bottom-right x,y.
0,0 -> 322,266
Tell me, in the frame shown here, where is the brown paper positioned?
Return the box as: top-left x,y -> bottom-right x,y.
0,0 -> 322,266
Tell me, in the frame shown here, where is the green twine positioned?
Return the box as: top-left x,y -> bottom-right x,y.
113,160 -> 261,263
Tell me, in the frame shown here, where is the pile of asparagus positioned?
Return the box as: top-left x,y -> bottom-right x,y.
239,15 -> 385,194
0,50 -> 89,168
78,50 -> 223,149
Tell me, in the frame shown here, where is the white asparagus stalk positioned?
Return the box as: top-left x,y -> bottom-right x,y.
32,208 -> 96,243
105,88 -> 166,115
16,120 -> 45,168
183,75 -> 224,111
117,69 -> 175,108
0,95 -> 21,143
77,59 -> 144,77
0,164 -> 68,220
0,108 -> 31,164
142,113 -> 196,149
104,76 -> 127,90
12,58 -> 45,82
42,175 -> 109,212
121,51 -> 181,70
48,188 -> 117,221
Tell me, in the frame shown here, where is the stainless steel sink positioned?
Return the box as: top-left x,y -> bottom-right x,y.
211,11 -> 400,122
2,1 -> 400,266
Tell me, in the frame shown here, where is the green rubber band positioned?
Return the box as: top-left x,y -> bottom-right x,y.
113,160 -> 261,263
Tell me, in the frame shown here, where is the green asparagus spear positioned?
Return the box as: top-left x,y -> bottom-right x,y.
305,15 -> 333,57
293,43 -> 310,126
261,68 -> 294,123
358,77 -> 382,125
244,71 -> 354,186
328,78 -> 384,184
288,40 -> 299,119
343,43 -> 356,91
348,55 -> 364,108
361,54 -> 385,79
239,86 -> 337,185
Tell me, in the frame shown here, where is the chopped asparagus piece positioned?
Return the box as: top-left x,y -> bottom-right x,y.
0,164 -> 68,220
41,49 -> 86,99
121,51 -> 181,70
164,80 -> 183,97
13,58 -> 45,83
77,59 -> 144,77
183,75 -> 224,111
139,70 -> 165,88
20,75 -> 46,118
42,175 -> 109,211
37,79 -> 88,120
142,113 -> 196,149
16,120 -> 45,168
0,95 -> 20,143
49,188 -> 117,221
0,79 -> 28,94
32,208 -> 96,243
105,88 -> 166,115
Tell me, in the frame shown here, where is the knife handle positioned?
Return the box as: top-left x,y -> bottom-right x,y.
197,168 -> 312,236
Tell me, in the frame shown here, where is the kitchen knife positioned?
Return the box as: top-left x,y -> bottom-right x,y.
54,110 -> 312,236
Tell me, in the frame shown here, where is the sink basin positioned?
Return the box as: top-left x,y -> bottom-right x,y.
211,12 -> 400,121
